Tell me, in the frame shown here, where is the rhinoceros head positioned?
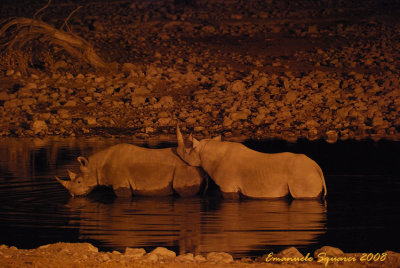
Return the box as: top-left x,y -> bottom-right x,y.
55,156 -> 97,197
176,125 -> 221,166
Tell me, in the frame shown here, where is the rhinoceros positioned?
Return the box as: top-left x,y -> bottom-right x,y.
176,126 -> 327,199
56,143 -> 205,197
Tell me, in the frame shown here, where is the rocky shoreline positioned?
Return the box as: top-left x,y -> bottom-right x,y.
1,242 -> 399,268
0,0 -> 399,143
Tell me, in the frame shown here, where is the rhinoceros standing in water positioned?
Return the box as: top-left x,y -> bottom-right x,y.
56,143 -> 205,197
176,126 -> 327,199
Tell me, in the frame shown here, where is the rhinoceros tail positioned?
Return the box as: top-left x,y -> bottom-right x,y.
316,164 -> 327,198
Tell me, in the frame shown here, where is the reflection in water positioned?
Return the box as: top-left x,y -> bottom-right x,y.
67,197 -> 326,257
0,137 -> 126,180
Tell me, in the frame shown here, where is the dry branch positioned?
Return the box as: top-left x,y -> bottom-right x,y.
0,17 -> 108,72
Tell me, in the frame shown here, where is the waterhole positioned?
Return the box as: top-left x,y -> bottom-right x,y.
0,137 -> 398,258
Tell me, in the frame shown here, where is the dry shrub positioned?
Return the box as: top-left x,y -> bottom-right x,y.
0,4 -> 109,74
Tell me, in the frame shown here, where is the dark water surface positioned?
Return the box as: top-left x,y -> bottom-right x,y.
0,137 -> 399,258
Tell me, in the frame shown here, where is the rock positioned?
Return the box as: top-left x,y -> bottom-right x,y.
39,113 -> 51,121
54,60 -> 68,70
57,109 -> 71,119
325,130 -> 338,143
176,253 -> 194,262
22,82 -> 37,91
336,107 -> 350,119
124,248 -> 146,258
4,99 -> 21,109
38,243 -> 98,253
31,120 -> 48,135
194,126 -> 205,132
372,115 -> 387,128
133,86 -> 150,95
223,117 -> 233,128
252,114 -> 265,126
157,96 -> 174,107
276,247 -> 304,260
64,100 -> 77,107
158,117 -> 171,126
22,98 -> 36,106
94,76 -> 105,83
305,119 -> 319,129
230,111 -> 248,121
308,25 -> 318,34
307,128 -> 319,141
206,252 -> 234,263
144,252 -> 159,262
148,247 -> 176,261
0,91 -> 9,101
314,246 -> 344,259
202,25 -> 216,33
194,255 -> 206,262
131,96 -> 146,107
285,91 -> 297,103
6,69 -> 14,76
84,117 -> 97,126
228,80 -> 246,93
158,111 -> 169,118
231,14 -> 243,20
145,127 -> 154,133
382,251 -> 400,268
185,117 -> 197,125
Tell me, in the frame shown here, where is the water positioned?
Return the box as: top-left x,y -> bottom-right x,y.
0,137 -> 399,258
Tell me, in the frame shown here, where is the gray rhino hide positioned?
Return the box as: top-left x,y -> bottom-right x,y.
177,128 -> 327,199
56,144 -> 204,197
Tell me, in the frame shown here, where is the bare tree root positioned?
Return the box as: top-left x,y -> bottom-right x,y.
0,17 -> 109,73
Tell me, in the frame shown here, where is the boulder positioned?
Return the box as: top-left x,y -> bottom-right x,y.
206,252 -> 234,263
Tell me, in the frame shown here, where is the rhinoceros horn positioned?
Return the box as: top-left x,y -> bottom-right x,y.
55,176 -> 69,188
177,124 -> 187,148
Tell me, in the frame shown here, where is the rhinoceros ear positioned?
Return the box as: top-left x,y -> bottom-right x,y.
192,136 -> 200,148
212,135 -> 222,141
67,169 -> 77,181
77,156 -> 89,173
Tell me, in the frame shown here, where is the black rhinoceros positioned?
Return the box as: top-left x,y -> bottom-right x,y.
176,126 -> 327,199
56,143 -> 205,197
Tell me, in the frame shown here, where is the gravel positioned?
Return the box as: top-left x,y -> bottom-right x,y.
0,0 -> 399,143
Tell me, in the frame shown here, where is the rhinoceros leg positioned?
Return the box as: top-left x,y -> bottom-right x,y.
113,187 -> 133,197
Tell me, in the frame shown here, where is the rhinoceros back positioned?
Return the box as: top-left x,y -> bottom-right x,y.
92,144 -> 202,196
